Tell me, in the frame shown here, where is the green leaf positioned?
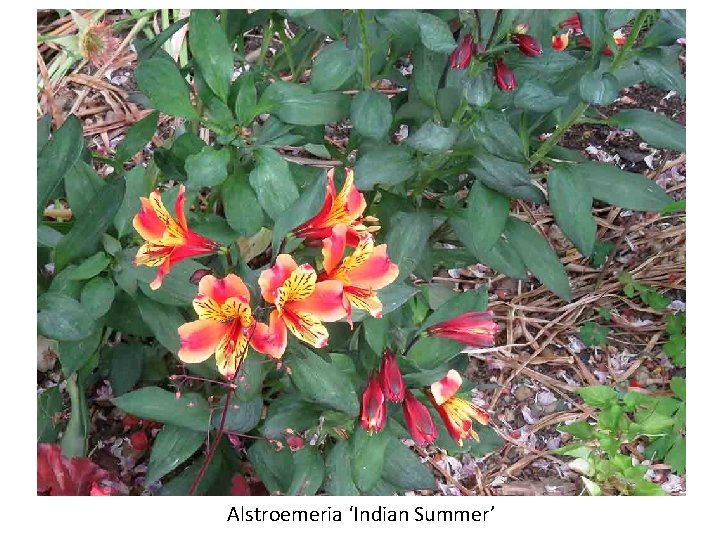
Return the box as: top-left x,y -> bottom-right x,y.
247,441 -> 294,493
262,82 -> 350,126
579,10 -> 606,56
38,386 -> 63,443
249,147 -> 299,220
558,420 -> 595,439
670,376 -> 686,401
405,121 -> 458,154
64,160 -> 104,218
386,210 -> 434,280
354,145 -> 416,189
185,146 -> 230,189
138,259 -> 206,307
38,293 -> 96,342
67,252 -> 110,281
190,10 -> 233,102
465,110 -> 526,163
579,71 -> 620,106
157,452 -> 222,496
108,343 -> 144,396
80,277 -> 114,318
513,50 -> 578,84
272,169 -> 327,254
407,337 -> 465,370
233,72 -> 258,126
115,111 -> 159,163
221,169 -> 265,235
136,56 -> 199,120
459,69 -> 494,108
363,316 -> 389,355
572,162 -> 672,211
514,80 -> 568,112
472,153 -> 544,203
310,42 -> 361,92
577,385 -> 618,407
608,109 -> 685,152
548,167 -> 597,256
113,387 -> 210,432
114,165 -> 151,238
665,435 -> 685,475
463,181 -> 510,255
145,424 -> 205,486
37,115 -> 83,218
262,398 -> 320,439
61,375 -> 88,457
504,217 -> 571,301
381,436 -> 436,490
417,12 -> 456,53
351,90 -> 392,140
413,45 -> 447,107
54,179 -> 125,270
58,329 -> 102,376
286,346 -> 360,415
637,46 -> 685,98
287,447 -> 325,496
136,292 -> 186,354
352,283 -> 420,322
211,396 -> 262,433
37,114 -> 52,155
38,225 -> 64,248
420,287 -> 489,331
324,440 -> 360,495
579,322 -> 609,347
351,428 -> 389,492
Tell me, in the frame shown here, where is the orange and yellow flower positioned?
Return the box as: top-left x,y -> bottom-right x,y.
428,369 -> 490,446
320,224 -> 398,319
258,254 -> 347,355
293,168 -> 378,245
177,274 -> 281,378
133,185 -> 219,290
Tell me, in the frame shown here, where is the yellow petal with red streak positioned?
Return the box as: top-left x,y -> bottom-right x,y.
258,253 -> 298,304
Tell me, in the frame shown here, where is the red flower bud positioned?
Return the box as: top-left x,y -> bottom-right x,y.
560,14 -> 582,34
427,310 -> 500,347
189,268 -> 213,285
449,34 -> 474,69
402,390 -> 438,445
511,33 -> 542,57
379,348 -> 404,402
493,59 -> 516,91
552,32 -> 570,51
360,371 -> 387,434
129,430 -> 149,452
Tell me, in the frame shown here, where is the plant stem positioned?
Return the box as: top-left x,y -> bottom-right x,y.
187,323 -> 257,496
529,9 -> 650,166
257,17 -> 274,69
474,9 -> 483,42
358,10 -> 372,89
485,9 -> 503,50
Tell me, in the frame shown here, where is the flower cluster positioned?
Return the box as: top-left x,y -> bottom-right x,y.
446,26 -> 543,93
359,311 -> 499,446
552,13 -> 626,54
132,168 -> 398,379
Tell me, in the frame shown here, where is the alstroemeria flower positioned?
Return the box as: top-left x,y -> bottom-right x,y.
258,254 -> 347,354
402,390 -> 438,445
293,168 -> 378,245
379,348 -> 404,403
559,13 -> 582,34
320,224 -> 399,319
133,185 -> 219,290
426,310 -> 499,347
360,371 -> 387,434
552,32 -> 570,51
428,369 -> 490,446
177,274 -> 281,378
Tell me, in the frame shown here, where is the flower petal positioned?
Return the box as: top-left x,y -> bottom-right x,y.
258,254 -> 298,304
430,369 -> 463,405
133,198 -> 166,242
178,319 -> 227,364
192,295 -> 226,321
282,310 -> 329,349
134,243 -> 171,267
338,168 -> 366,222
251,311 -> 287,359
174,184 -> 188,232
322,224 -> 348,275
149,258 -> 172,290
148,190 -> 185,244
276,263 -> 317,308
344,286 -> 383,318
344,244 -> 399,290
287,280 -> 347,322
198,274 -> 251,306
215,320 -> 250,379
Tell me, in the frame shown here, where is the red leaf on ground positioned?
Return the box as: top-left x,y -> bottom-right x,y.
37,443 -> 122,496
